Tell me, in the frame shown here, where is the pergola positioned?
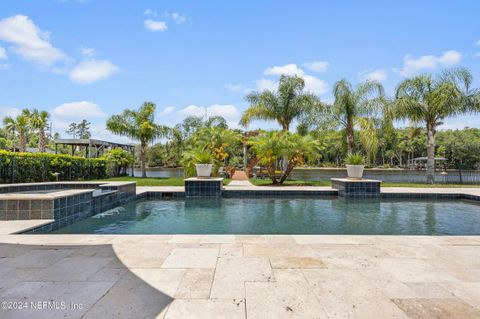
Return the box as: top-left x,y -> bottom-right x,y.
54,138 -> 135,158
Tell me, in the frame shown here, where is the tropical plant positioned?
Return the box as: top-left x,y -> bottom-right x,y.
345,152 -> 365,165
393,68 -> 480,183
240,75 -> 320,131
102,148 -> 135,177
3,111 -> 30,152
106,102 -> 168,178
192,149 -> 214,164
181,127 -> 242,176
250,131 -> 322,184
23,109 -> 50,152
180,148 -> 214,177
327,79 -> 385,154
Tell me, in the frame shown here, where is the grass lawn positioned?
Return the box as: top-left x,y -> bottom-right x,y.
98,176 -> 230,186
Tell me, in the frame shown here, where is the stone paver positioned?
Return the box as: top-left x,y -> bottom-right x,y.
164,299 -> 245,319
161,248 -> 219,268
0,235 -> 479,318
210,257 -> 273,299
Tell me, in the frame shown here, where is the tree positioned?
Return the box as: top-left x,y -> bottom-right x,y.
3,111 -> 29,152
250,131 -> 321,184
23,109 -> 50,152
240,75 -> 320,131
106,102 -> 168,178
66,120 -> 91,139
329,79 -> 385,154
393,68 -> 480,183
437,128 -> 480,170
66,122 -> 77,139
76,119 -> 91,139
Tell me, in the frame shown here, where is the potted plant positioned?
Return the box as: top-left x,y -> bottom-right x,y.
193,150 -> 214,178
345,152 -> 365,179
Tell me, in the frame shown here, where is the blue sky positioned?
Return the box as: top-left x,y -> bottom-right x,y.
0,0 -> 479,142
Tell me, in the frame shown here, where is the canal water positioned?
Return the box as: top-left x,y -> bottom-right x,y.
134,167 -> 480,184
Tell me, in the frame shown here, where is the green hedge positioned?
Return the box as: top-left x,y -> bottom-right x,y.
0,150 -> 107,183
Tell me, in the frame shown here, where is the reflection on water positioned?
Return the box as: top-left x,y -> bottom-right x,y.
52,197 -> 480,235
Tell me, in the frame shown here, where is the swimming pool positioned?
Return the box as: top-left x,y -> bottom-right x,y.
51,197 -> 480,235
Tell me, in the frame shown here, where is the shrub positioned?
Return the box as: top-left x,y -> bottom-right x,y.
249,131 -> 322,184
0,150 -> 107,183
101,148 -> 134,177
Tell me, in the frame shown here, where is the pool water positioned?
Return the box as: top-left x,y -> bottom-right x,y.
51,197 -> 480,235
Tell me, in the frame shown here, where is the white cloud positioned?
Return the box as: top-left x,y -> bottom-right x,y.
0,47 -> 7,60
143,9 -> 158,16
144,19 -> 167,32
176,104 -> 240,128
473,53 -> 480,59
52,101 -> 106,118
0,15 -> 67,66
224,83 -> 245,92
170,12 -> 187,24
358,68 -> 388,82
69,59 -> 119,84
80,47 -> 95,58
0,106 -> 21,119
264,63 -> 305,77
254,78 -> 277,91
438,121 -> 471,130
158,106 -> 175,116
395,50 -> 462,77
263,63 -> 327,95
179,104 -> 239,119
303,61 -> 329,73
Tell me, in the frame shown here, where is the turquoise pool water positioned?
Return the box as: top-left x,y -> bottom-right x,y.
51,197 -> 480,235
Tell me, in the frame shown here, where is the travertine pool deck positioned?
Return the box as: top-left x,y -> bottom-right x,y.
0,234 -> 479,318
1,185 -> 480,318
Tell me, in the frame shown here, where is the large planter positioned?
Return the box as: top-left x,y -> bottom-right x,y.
346,165 -> 365,180
195,164 -> 213,177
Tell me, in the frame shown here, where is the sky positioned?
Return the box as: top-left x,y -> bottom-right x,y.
0,0 -> 479,143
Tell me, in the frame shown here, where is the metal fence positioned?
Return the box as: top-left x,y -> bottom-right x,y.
290,168 -> 480,184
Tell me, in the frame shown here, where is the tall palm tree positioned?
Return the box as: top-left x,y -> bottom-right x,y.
3,111 -> 29,152
23,109 -> 50,153
331,79 -> 385,154
106,102 -> 168,178
393,68 -> 480,183
240,75 -> 320,131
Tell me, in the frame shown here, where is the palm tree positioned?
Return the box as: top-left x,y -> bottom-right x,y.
250,131 -> 321,184
106,102 -> 168,178
23,109 -> 50,153
3,111 -> 29,152
330,79 -> 385,154
240,75 -> 319,131
393,68 -> 480,183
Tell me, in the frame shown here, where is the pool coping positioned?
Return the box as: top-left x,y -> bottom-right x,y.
1,185 -> 479,234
